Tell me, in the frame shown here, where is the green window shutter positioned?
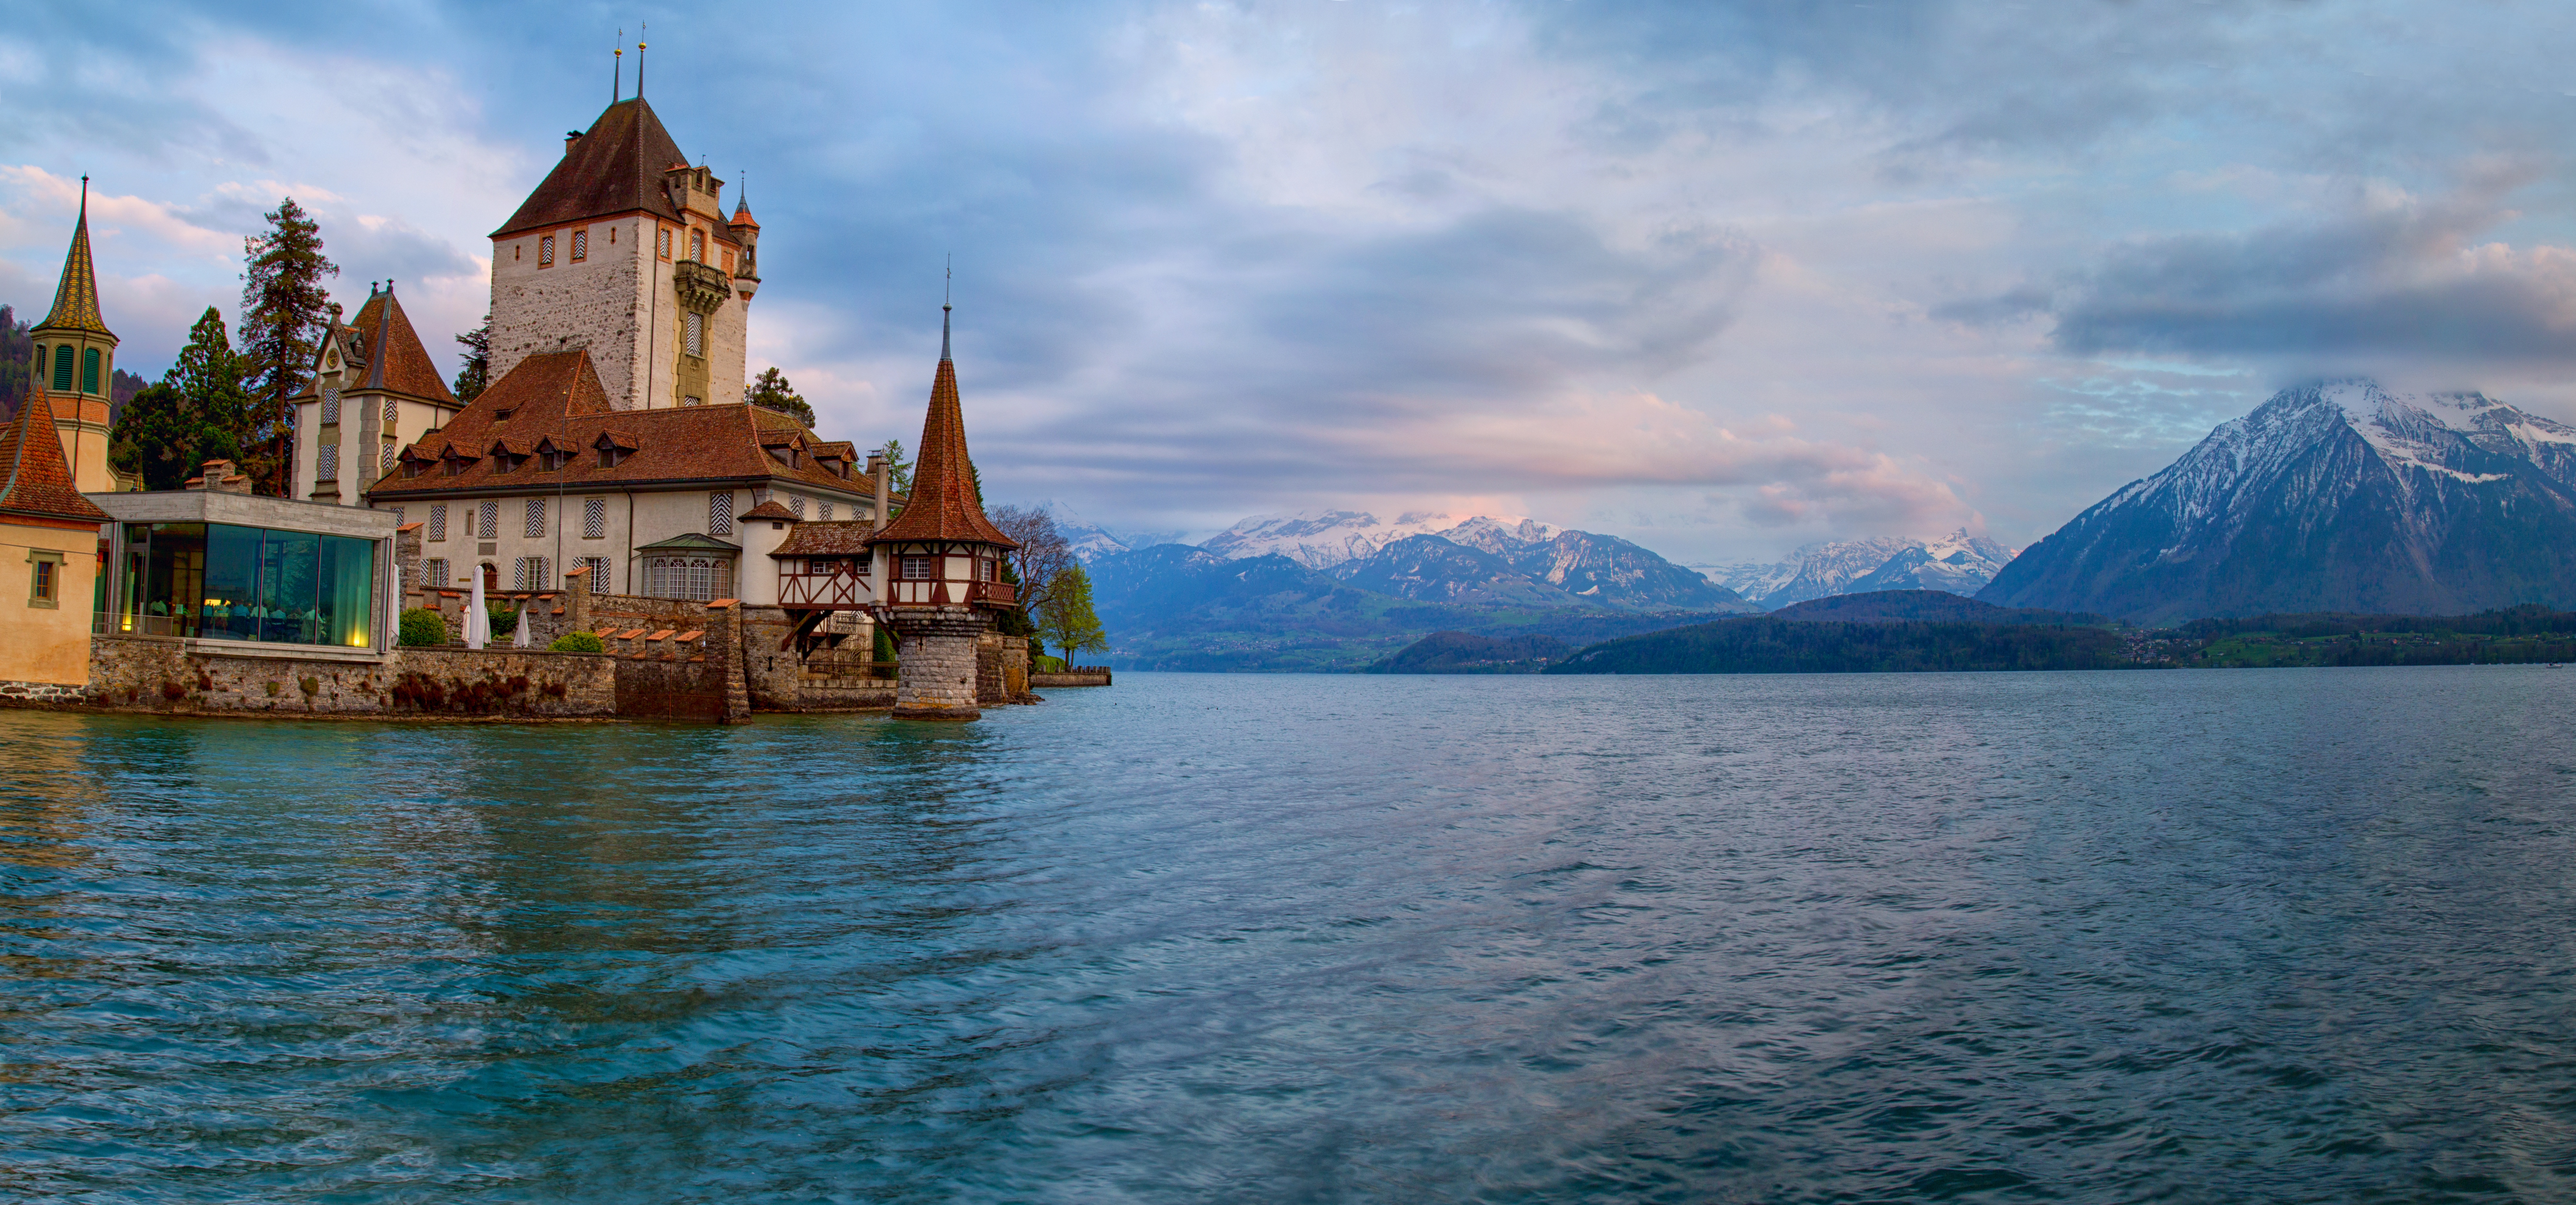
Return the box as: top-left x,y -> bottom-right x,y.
52,344 -> 74,390
82,348 -> 100,393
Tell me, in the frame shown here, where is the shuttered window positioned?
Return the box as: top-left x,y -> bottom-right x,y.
583,497 -> 606,539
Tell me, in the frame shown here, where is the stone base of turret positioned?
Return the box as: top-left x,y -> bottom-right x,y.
886,606 -> 994,721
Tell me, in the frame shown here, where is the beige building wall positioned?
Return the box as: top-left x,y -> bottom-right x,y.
0,518 -> 101,685
389,477 -> 870,604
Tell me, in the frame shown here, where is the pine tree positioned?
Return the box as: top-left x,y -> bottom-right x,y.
747,366 -> 815,427
112,308 -> 250,491
453,314 -> 490,402
238,198 -> 338,495
876,439 -> 914,513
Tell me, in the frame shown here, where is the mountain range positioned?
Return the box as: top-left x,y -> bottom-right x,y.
1981,380 -> 2576,623
1700,529 -> 2019,607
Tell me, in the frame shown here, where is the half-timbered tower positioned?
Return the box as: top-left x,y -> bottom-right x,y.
867,307 -> 1017,720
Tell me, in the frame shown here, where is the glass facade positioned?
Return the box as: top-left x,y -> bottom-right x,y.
115,522 -> 376,647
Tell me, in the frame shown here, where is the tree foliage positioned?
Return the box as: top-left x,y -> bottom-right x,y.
988,503 -> 1075,619
238,198 -> 338,495
111,307 -> 251,491
1036,561 -> 1109,666
747,366 -> 815,427
875,439 -> 913,500
453,314 -> 490,402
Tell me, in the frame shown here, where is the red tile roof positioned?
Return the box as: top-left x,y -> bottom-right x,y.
774,521 -> 877,556
492,98 -> 690,240
740,500 -> 797,520
350,285 -> 457,403
870,310 -> 1016,549
0,388 -> 111,524
368,350 -> 882,501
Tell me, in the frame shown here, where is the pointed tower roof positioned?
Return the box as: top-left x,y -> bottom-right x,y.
870,307 -> 1016,548
730,198 -> 759,230
492,98 -> 689,239
0,387 -> 110,525
348,281 -> 457,402
35,181 -> 114,339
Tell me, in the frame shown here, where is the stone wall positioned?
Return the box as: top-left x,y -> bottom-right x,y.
74,636 -> 617,718
1030,668 -> 1113,688
887,606 -> 991,720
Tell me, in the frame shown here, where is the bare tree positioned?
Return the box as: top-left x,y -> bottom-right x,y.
989,503 -> 1075,616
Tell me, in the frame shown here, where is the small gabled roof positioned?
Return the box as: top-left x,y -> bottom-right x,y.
0,388 -> 111,524
350,284 -> 456,403
594,429 -> 639,450
740,500 -> 797,521
493,98 -> 690,240
773,521 -> 877,557
35,184 -> 113,340
636,532 -> 741,553
487,434 -> 536,457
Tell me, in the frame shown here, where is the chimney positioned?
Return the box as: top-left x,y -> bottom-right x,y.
868,453 -> 889,532
565,129 -> 583,153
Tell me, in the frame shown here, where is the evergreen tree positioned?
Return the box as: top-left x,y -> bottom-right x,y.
1036,562 -> 1108,666
453,314 -> 490,402
875,438 -> 913,512
0,305 -> 29,419
238,198 -> 338,495
746,366 -> 815,427
113,307 -> 252,492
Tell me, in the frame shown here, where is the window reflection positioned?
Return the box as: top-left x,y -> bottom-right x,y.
116,522 -> 376,647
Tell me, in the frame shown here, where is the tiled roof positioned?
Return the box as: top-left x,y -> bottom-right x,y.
730,199 -> 759,230
773,521 -> 877,556
638,532 -> 741,553
740,500 -> 797,520
368,350 -> 884,501
0,389 -> 111,524
35,191 -> 113,339
350,285 -> 457,403
492,98 -> 689,240
869,309 -> 1017,549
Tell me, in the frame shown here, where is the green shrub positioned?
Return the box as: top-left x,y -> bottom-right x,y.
488,605 -> 519,639
549,630 -> 607,654
399,608 -> 446,647
1034,654 -> 1069,673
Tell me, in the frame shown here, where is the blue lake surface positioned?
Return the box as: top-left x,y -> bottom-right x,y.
3,668 -> 2574,1202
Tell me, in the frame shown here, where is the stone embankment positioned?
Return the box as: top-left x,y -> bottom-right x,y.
1030,667 -> 1113,688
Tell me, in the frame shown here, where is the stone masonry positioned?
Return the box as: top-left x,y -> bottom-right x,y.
888,606 -> 992,721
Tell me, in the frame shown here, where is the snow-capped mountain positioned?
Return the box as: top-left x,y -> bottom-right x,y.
1201,510 -> 1463,569
1699,529 -> 2016,606
1980,380 -> 2576,623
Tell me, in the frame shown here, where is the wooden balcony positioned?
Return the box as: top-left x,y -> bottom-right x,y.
777,567 -> 872,609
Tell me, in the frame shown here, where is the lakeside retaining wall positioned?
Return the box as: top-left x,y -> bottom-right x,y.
71,636 -> 618,718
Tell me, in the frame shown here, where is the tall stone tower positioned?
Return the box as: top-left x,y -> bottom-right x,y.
867,307 -> 1020,721
28,181 -> 121,493
486,98 -> 762,411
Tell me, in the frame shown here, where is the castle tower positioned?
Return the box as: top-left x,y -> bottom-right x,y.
486,98 -> 758,411
28,181 -> 121,493
868,307 -> 1019,721
289,281 -> 464,504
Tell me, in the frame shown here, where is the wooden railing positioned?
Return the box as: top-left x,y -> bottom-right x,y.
777,570 -> 872,608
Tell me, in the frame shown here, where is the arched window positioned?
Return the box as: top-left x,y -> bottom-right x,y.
644,556 -> 732,601
52,345 -> 74,391
690,229 -> 704,261
81,348 -> 100,394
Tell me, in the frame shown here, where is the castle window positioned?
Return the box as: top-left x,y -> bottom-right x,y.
645,556 -> 729,602
598,442 -> 626,468
572,230 -> 588,261
790,496 -> 805,519
479,499 -> 499,539
514,556 -> 552,590
708,491 -> 734,535
317,444 -> 338,482
429,504 -> 447,541
820,502 -> 834,522
321,388 -> 340,425
685,312 -> 704,356
583,497 -> 606,539
424,558 -> 449,589
382,443 -> 397,472
582,556 -> 611,593
901,556 -> 933,580
525,498 -> 547,538
385,397 -> 398,423
445,455 -> 469,476
690,229 -> 704,261
658,227 -> 671,259
682,395 -> 701,407
539,234 -> 555,267
29,550 -> 61,607
52,345 -> 73,391
82,348 -> 99,394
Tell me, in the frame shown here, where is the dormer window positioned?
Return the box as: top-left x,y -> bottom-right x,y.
444,456 -> 470,477
540,449 -> 570,471
494,408 -> 514,424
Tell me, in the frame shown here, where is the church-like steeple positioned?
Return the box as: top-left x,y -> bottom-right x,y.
38,180 -> 114,340
871,305 -> 1015,549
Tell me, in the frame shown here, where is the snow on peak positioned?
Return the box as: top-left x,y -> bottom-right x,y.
1201,509 -> 1464,569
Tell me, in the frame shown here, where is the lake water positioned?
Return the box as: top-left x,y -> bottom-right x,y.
3,668 -> 2574,1203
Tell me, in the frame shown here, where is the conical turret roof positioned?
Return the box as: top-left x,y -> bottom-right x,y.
349,283 -> 457,402
870,307 -> 1016,548
36,184 -> 114,339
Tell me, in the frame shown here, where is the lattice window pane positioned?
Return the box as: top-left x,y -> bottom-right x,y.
583,556 -> 611,594
708,491 -> 734,535
819,502 -> 834,522
384,397 -> 398,422
684,312 -> 704,356
321,388 -> 340,425
480,499 -> 499,539
539,235 -> 555,266
424,558 -> 448,588
317,444 -> 339,481
429,504 -> 447,541
583,497 -> 606,539
381,443 -> 397,471
790,495 -> 805,519
572,230 -> 587,261
525,498 -> 547,538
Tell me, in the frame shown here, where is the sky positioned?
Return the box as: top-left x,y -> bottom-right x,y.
8,1 -> 2576,564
